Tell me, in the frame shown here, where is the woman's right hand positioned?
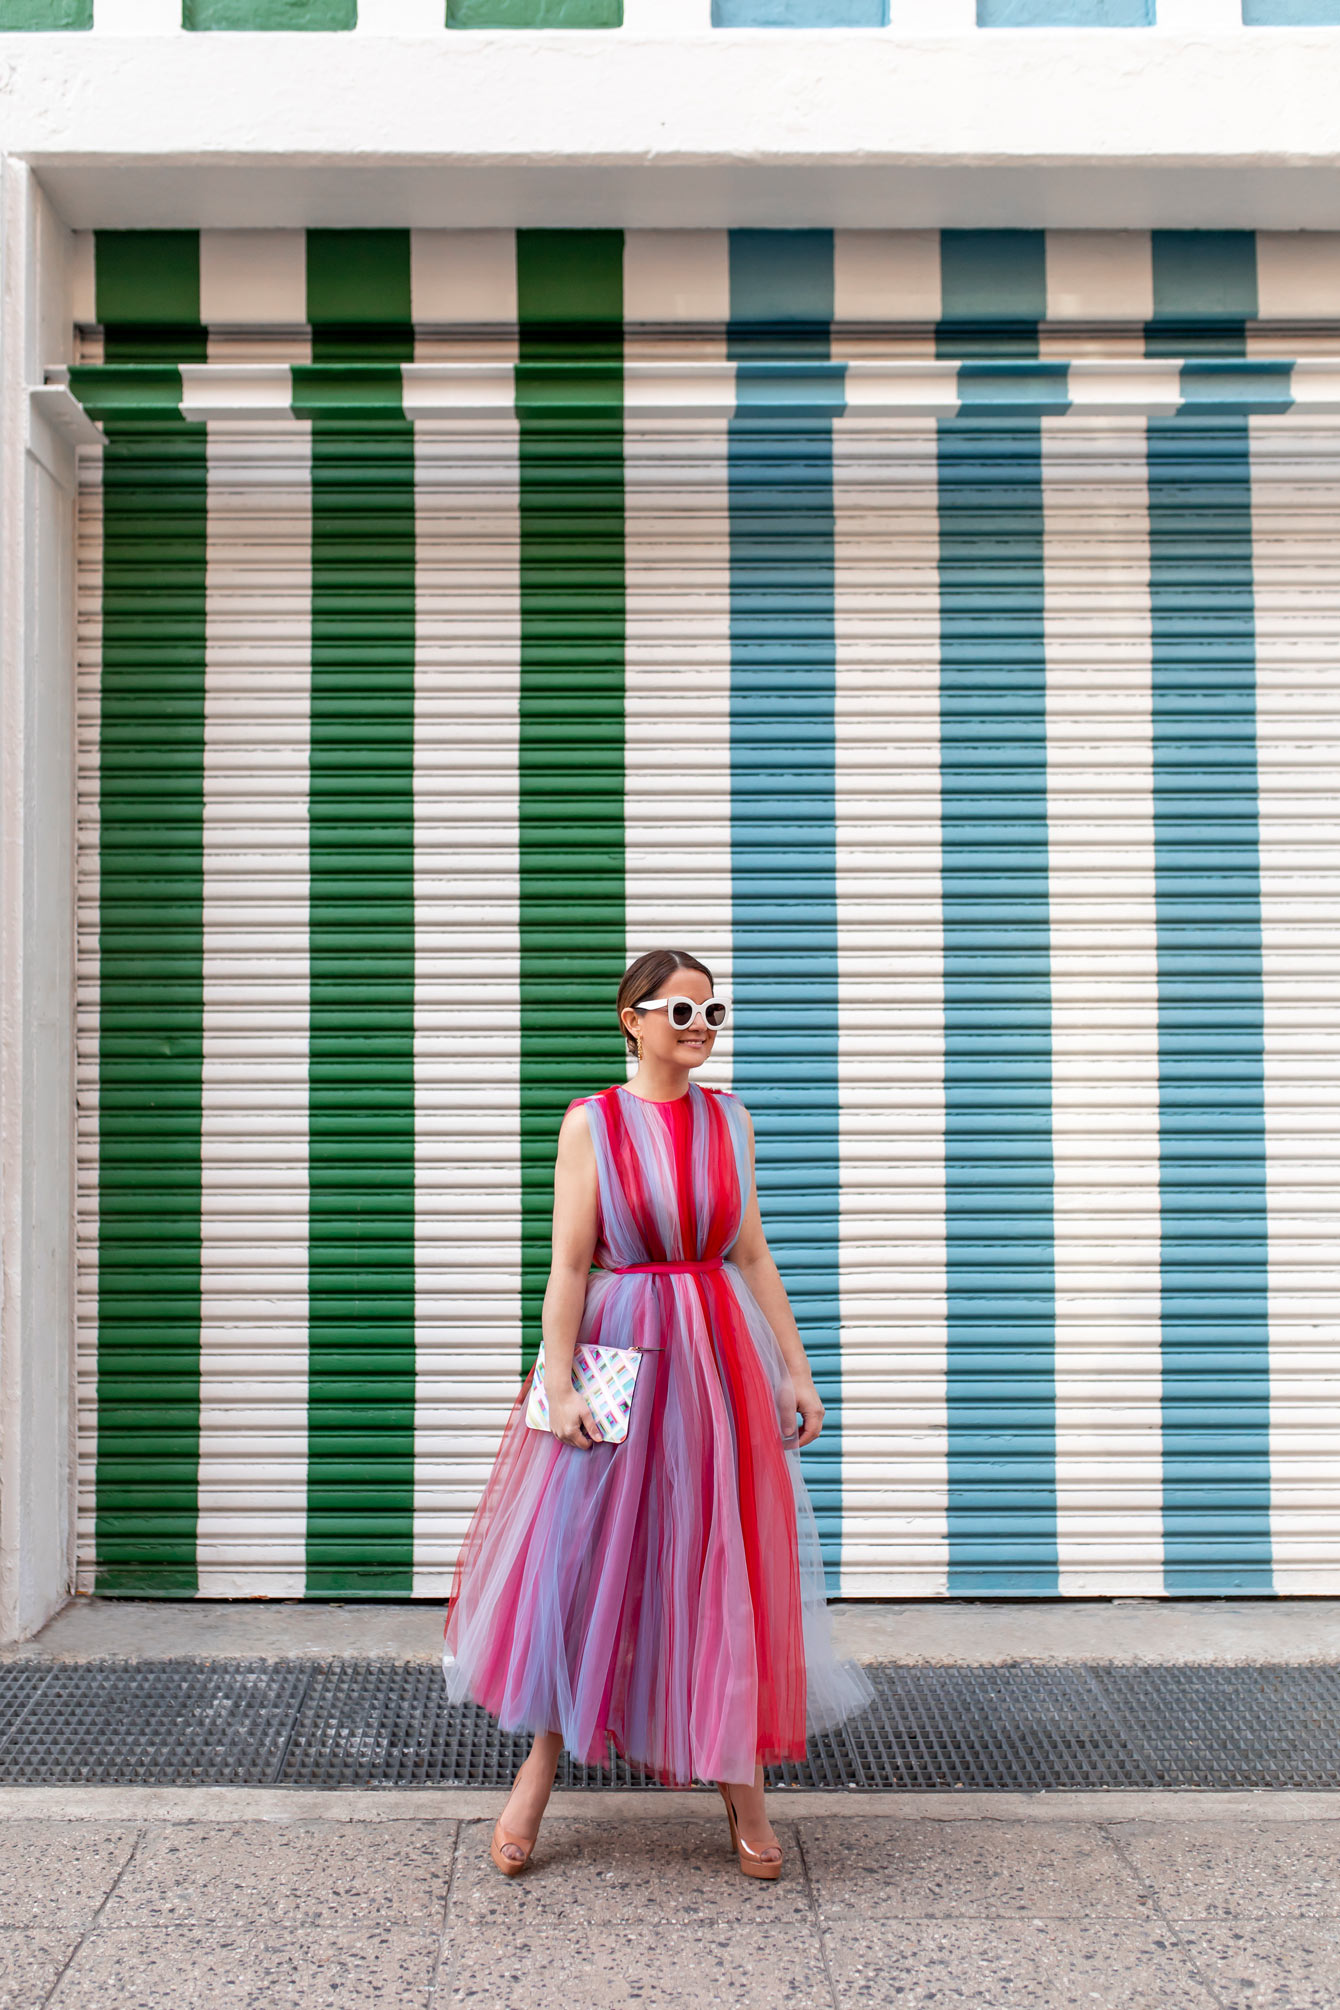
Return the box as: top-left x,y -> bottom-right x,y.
546,1384 -> 603,1449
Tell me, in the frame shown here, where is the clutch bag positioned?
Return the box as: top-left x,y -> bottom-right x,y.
525,1337 -> 643,1445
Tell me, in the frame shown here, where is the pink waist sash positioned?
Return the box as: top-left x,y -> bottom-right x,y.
608,1258 -> 724,1276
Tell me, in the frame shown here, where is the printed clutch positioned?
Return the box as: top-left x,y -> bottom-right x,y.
525,1337 -> 643,1445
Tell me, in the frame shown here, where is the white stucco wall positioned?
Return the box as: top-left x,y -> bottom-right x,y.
0,163 -> 80,1643
0,13 -> 1338,228
2,0 -> 1340,1635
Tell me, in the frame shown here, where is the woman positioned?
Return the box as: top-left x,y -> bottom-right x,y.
442,948 -> 873,1878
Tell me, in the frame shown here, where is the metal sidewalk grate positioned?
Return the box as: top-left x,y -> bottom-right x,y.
1,1660 -> 1338,1791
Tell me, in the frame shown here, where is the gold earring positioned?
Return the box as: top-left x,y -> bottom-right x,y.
636,1033 -> 644,1062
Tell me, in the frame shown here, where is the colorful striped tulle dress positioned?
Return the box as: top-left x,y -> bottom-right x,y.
441,1080 -> 874,1788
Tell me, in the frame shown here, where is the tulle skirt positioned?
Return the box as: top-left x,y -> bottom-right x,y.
442,1261 -> 874,1788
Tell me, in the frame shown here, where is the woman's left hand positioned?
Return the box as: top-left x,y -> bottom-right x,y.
793,1378 -> 826,1448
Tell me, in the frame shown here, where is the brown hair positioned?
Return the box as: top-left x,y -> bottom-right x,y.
617,949 -> 715,1057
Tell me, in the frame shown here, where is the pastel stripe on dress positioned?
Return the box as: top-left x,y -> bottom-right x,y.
937,229 -> 1059,1594
1147,230 -> 1272,1592
1251,415 -> 1340,1592
410,237 -> 524,1595
1042,418 -> 1164,1595
299,230 -> 418,1595
623,231 -> 735,1090
833,403 -> 948,1595
89,230 -> 208,1594
196,420 -> 312,1596
516,230 -> 627,1375
728,229 -> 846,1584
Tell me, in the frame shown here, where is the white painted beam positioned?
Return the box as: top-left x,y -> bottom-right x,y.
16,28 -> 1340,230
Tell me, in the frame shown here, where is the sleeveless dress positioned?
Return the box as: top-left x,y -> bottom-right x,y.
441,1080 -> 874,1788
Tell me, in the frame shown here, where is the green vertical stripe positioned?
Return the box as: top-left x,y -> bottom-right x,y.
91,232 -> 207,1592
184,0 -> 356,24
516,230 -> 625,1373
298,231 -> 417,1594
0,0 -> 92,28
449,0 -> 622,19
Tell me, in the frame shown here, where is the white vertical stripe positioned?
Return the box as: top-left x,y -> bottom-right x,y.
624,231 -> 730,327
74,455 -> 103,1593
200,232 -> 309,338
1255,234 -> 1340,322
1042,420 -> 1164,1597
623,252 -> 734,1087
1044,232 -> 1153,325
832,231 -> 941,349
196,423 -> 312,1598
411,230 -> 517,347
412,410 -> 524,1597
833,416 -> 947,1598
1251,418 -> 1340,1595
70,232 -> 96,328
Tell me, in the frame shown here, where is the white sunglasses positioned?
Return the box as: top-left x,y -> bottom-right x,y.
636,994 -> 730,1031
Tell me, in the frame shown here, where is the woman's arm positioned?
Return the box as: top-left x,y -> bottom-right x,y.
540,1104 -> 604,1448
725,1107 -> 827,1449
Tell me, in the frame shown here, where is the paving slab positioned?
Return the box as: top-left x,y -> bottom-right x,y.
99,1820 -> 453,1931
1114,1818 -> 1340,1919
3,1784 -> 1340,1824
47,1927 -> 442,2009
800,1815 -> 1151,1921
451,1814 -> 810,1924
0,1824 -> 140,1929
441,1919 -> 833,2008
0,1930 -> 81,2010
825,1918 -> 1220,2009
0,1805 -> 1331,2010
1178,1921 -> 1340,2010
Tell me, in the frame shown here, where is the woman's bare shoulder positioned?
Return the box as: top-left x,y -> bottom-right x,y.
557,1099 -> 600,1148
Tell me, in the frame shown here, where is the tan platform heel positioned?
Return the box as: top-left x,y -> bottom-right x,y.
716,1782 -> 783,1879
489,1815 -> 538,1876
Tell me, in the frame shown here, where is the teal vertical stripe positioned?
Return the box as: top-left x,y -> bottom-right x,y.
713,0 -> 886,21
1147,240 -> 1272,1594
937,231 -> 1057,1595
728,230 -> 844,1588
940,230 -> 1047,358
91,232 -> 207,1593
298,231 -> 417,1595
1148,233 -> 1258,358
978,0 -> 1151,20
1242,2 -> 1340,23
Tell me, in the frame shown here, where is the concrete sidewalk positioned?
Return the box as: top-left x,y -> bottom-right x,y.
6,1600 -> 1340,2005
8,1593 -> 1340,1665
3,1788 -> 1340,2007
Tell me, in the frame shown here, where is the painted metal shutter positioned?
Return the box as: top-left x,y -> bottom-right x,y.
71,226 -> 1340,1601
75,376 -> 530,1599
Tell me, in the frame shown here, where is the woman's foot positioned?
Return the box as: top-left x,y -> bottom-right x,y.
723,1765 -> 781,1864
495,1746 -> 558,1864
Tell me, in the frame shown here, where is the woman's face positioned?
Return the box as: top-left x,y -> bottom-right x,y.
623,966 -> 718,1070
